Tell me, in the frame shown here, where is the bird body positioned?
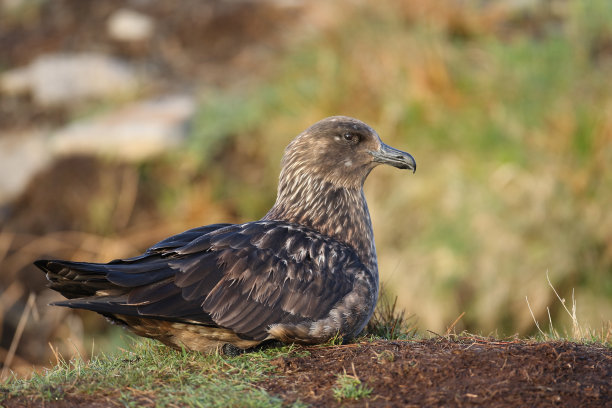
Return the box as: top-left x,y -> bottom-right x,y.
35,116 -> 416,353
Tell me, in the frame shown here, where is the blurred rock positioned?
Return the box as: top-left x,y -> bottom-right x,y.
50,94 -> 196,161
0,53 -> 139,107
107,8 -> 155,42
0,95 -> 195,205
0,131 -> 51,205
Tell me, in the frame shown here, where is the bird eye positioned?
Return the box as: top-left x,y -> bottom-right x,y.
343,133 -> 359,143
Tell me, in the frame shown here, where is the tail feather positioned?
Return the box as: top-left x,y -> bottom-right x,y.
35,258 -> 216,325
35,260 -> 106,299
51,295 -> 215,326
51,295 -> 131,314
34,257 -> 173,300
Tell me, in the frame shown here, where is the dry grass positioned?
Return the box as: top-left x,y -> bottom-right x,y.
526,271 -> 612,344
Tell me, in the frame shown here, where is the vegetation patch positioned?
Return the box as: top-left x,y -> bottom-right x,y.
332,372 -> 373,402
1,340 -> 305,407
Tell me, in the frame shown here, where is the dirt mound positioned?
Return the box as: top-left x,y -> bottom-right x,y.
1,337 -> 609,407
261,337 -> 611,407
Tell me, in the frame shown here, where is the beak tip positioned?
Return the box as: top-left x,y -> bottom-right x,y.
369,145 -> 416,172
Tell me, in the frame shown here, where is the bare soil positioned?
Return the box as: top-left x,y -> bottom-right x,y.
261,337 -> 611,407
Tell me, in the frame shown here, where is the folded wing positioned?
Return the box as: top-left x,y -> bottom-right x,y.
38,221 -> 365,341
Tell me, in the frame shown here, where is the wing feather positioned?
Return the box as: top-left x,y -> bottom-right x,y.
146,224 -> 232,253
185,221 -> 365,339
41,220 -> 367,342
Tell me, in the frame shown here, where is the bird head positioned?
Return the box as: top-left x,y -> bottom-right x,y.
280,116 -> 416,189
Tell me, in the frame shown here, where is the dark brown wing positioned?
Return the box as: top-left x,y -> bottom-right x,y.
37,221 -> 365,341
165,221 -> 365,340
36,223 -> 233,325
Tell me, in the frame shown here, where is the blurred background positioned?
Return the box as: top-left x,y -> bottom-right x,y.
1,0 -> 611,377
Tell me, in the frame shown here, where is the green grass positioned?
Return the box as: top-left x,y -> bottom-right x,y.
332,373 -> 373,402
1,339 -> 308,407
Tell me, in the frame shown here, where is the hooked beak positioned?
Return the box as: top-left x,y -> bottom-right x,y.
369,143 -> 416,173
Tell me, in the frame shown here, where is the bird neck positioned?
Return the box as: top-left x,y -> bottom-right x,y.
263,174 -> 377,269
